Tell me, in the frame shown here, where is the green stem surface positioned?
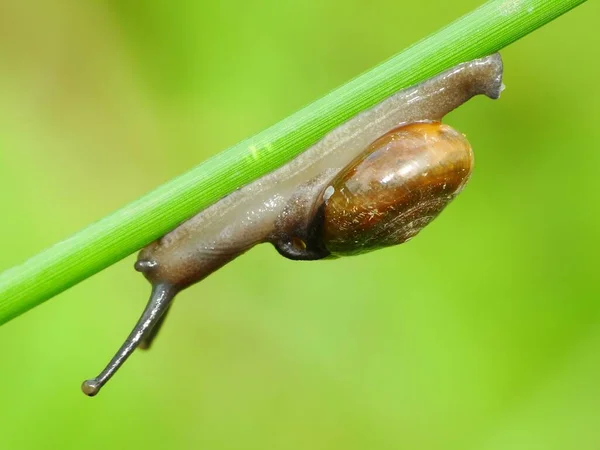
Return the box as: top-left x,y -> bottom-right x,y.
0,0 -> 587,325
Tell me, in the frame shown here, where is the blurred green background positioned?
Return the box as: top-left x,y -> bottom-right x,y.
0,1 -> 598,449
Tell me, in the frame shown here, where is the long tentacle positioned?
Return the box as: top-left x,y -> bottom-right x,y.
81,283 -> 176,396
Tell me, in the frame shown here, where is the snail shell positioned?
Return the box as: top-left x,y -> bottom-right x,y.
321,121 -> 473,256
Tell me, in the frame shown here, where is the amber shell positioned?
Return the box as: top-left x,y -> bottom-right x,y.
322,121 -> 473,256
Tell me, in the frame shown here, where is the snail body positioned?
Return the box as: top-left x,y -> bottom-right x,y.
82,53 -> 503,396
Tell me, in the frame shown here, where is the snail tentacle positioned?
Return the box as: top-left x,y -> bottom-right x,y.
81,283 -> 176,396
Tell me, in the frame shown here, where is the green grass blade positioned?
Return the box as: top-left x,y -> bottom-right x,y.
0,0 -> 587,325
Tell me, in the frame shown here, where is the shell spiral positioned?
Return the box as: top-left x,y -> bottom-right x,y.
322,121 -> 473,256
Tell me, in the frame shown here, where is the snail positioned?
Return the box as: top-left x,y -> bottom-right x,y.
82,53 -> 504,396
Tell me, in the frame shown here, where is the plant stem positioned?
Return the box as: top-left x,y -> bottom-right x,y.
0,0 -> 587,325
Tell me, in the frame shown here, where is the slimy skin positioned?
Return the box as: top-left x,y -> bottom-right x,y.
82,53 -> 503,396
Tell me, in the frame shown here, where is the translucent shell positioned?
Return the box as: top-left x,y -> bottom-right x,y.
322,121 -> 473,256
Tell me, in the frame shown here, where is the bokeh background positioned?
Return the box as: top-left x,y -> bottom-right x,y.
0,1 -> 598,449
